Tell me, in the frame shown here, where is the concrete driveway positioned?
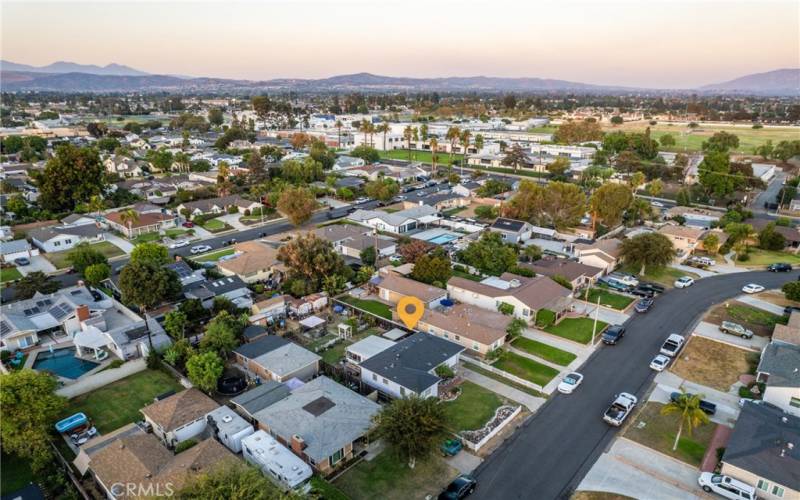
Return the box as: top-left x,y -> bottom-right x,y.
216,213 -> 247,230
653,371 -> 741,426
578,438 -> 712,500
736,294 -> 786,315
103,233 -> 134,253
693,321 -> 768,351
17,255 -> 57,275
572,300 -> 631,325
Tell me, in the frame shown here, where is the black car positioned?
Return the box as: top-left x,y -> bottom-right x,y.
768,263 -> 792,272
601,325 -> 626,345
631,287 -> 655,298
638,282 -> 666,294
439,475 -> 477,500
634,298 -> 654,313
784,305 -> 800,315
670,392 -> 716,415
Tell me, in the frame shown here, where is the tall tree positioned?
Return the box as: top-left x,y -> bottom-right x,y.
501,144 -> 528,172
118,208 -> 139,237
398,240 -> 434,264
620,232 -> 675,274
590,183 -> 633,228
67,243 -> 108,275
374,396 -> 447,469
119,261 -> 181,346
403,125 -> 414,160
702,233 -> 720,255
660,390 -> 709,451
173,462 -> 292,500
335,119 -> 343,148
459,232 -> 518,276
34,144 -> 105,212
459,129 -> 471,165
200,311 -> 243,357
411,250 -> 452,286
698,151 -> 735,199
207,107 -> 224,127
429,138 -> 440,177
277,234 -> 348,292
251,95 -> 272,122
83,263 -> 110,287
445,126 -> 461,162
14,271 -> 60,300
163,309 -> 188,340
277,186 -> 316,226
186,351 -> 225,394
130,242 -> 170,266
364,178 -> 400,202
377,121 -> 391,151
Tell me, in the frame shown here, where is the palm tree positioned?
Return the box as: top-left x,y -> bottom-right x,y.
359,119 -> 371,147
429,138 -> 439,177
474,134 -> 484,151
367,121 -> 376,148
445,126 -> 461,162
88,195 -> 105,221
459,129 -> 471,172
377,122 -> 391,151
335,120 -> 343,148
660,390 -> 709,451
420,123 -> 429,142
403,126 -> 414,161
118,208 -> 139,239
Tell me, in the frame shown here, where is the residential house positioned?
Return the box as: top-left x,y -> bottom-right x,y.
658,224 -> 706,258
184,276 -> 253,309
746,218 -> 800,253
104,205 -> 176,238
757,341 -> 800,417
249,295 -> 288,326
345,335 -> 395,366
28,223 -> 105,253
359,332 -> 464,398
490,218 -> 533,244
401,192 -> 470,212
140,389 -> 220,448
452,181 -> 483,198
103,155 -> 146,178
752,163 -> 777,183
61,214 -> 97,227
573,238 -> 623,273
418,303 -> 510,356
772,311 -> 800,347
375,272 -> 448,309
217,241 -> 284,284
176,195 -> 261,220
332,155 -> 365,170
334,177 -> 365,190
523,258 -> 604,290
447,273 -> 572,324
0,238 -> 37,263
230,381 -> 291,422
666,206 -> 721,229
347,205 -> 440,234
287,293 -> 328,317
720,402 -> 799,500
313,224 -> 396,261
234,336 -> 321,383
252,376 -> 380,474
343,163 -> 425,183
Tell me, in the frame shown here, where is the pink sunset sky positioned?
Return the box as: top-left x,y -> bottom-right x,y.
2,0 -> 798,88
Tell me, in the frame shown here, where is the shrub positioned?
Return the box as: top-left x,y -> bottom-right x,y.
106,359 -> 124,370
175,439 -> 198,453
737,252 -> 750,262
498,302 -> 515,315
536,309 -> 556,328
435,364 -> 455,379
738,385 -> 754,398
243,209 -> 251,216
782,281 -> 800,301
226,205 -> 239,215
508,266 -> 535,277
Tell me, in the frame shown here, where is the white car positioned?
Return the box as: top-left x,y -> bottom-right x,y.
650,354 -> 671,372
650,201 -> 665,208
168,239 -> 190,249
190,244 -> 212,254
741,283 -> 765,294
557,372 -> 584,394
674,276 -> 695,288
698,473 -> 756,500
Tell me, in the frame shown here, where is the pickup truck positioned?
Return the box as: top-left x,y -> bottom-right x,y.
670,392 -> 717,415
719,321 -> 754,339
660,334 -> 685,357
603,392 -> 638,426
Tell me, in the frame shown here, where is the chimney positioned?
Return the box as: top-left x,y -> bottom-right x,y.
76,304 -> 90,322
175,255 -> 182,262
290,435 -> 306,455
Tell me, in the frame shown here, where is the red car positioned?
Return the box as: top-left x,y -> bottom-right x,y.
182,221 -> 194,228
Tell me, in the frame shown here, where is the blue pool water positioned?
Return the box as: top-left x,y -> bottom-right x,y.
427,234 -> 459,245
33,348 -> 99,379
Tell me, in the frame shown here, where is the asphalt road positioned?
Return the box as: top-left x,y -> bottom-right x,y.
1,200 -> 381,303
471,269 -> 798,500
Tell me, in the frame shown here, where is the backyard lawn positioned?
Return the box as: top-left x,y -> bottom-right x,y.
624,402 -> 716,467
670,336 -> 756,391
511,337 -> 577,366
334,449 -> 457,500
545,318 -> 608,344
493,351 -> 560,386
737,248 -> 800,267
194,248 -> 236,262
0,267 -> 22,283
583,287 -> 635,310
340,296 -> 393,320
1,453 -> 33,495
442,381 -> 504,432
64,369 -> 183,433
378,149 -> 464,166
463,362 -> 547,399
202,218 -> 233,233
45,241 -> 125,269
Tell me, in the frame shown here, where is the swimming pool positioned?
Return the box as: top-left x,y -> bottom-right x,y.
32,347 -> 99,379
427,233 -> 460,245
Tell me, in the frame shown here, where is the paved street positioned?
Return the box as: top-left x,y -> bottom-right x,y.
471,270 -> 797,500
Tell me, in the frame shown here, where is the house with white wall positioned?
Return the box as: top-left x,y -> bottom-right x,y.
140,389 -> 219,448
757,341 -> 800,417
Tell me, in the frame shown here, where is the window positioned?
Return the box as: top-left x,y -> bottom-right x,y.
522,308 -> 530,317
400,387 -> 406,396
771,485 -> 784,498
472,342 -> 479,351
330,448 -> 344,466
382,378 -> 388,384
790,397 -> 800,408
54,241 -> 61,247
64,239 -> 72,245
443,333 -> 449,339
455,335 -> 460,341
757,480 -> 770,492
372,373 -> 377,381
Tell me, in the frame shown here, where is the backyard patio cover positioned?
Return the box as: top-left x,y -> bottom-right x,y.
73,326 -> 108,350
299,316 -> 325,329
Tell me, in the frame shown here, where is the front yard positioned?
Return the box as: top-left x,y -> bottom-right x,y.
442,381 -> 504,433
193,248 -> 236,262
462,362 -> 547,398
623,402 -> 716,467
64,369 -> 184,433
492,351 -> 560,386
511,337 -> 576,366
334,450 -> 457,500
736,248 -> 800,267
583,287 -> 635,310
202,218 -> 233,233
619,265 -> 699,289
544,317 -> 608,344
669,336 -> 756,392
705,301 -> 787,337
45,241 -> 125,269
339,296 -> 393,320
0,266 -> 22,284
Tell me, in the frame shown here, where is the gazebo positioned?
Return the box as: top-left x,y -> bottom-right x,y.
72,326 -> 110,361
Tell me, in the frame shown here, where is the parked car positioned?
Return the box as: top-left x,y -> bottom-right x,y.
441,438 -> 463,457
354,197 -> 369,204
674,276 -> 695,288
603,392 -> 638,426
599,277 -> 633,292
557,372 -> 584,394
650,354 -> 671,372
609,272 -> 639,287
639,282 -> 666,294
190,244 -> 212,255
719,321 -> 754,339
784,305 -> 800,315
697,473 -> 756,500
438,475 -> 477,500
737,399 -> 779,409
691,256 -> 716,267
634,298 -> 654,313
631,287 -> 655,298
182,221 -> 194,228
13,257 -> 30,266
768,262 -> 792,272
660,334 -> 685,357
650,201 -> 665,208
670,392 -> 716,415
168,239 -> 190,249
601,325 -> 626,345
741,283 -> 765,294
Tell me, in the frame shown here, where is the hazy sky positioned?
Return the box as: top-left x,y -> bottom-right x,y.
2,0 -> 798,88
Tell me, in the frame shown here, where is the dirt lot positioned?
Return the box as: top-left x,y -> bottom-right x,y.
458,200 -> 499,218
704,300 -> 787,337
757,290 -> 800,308
670,336 -> 757,392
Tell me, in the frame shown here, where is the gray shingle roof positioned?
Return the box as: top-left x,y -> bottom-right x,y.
758,342 -> 800,388
234,335 -> 289,359
230,381 -> 291,417
491,218 -> 528,233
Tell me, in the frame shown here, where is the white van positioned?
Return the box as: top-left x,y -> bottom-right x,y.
698,473 -> 756,500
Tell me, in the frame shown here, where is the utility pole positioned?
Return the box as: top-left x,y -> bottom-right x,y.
591,295 -> 601,347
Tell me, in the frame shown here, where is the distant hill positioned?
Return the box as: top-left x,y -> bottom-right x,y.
700,68 -> 800,95
0,60 -> 149,76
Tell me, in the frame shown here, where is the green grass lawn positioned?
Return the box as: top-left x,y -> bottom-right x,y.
0,267 -> 22,283
164,228 -> 191,238
379,149 -> 464,166
511,337 -> 577,366
492,351 -> 560,386
728,304 -> 788,329
582,288 -> 635,310
545,317 -> 608,344
468,165 -> 549,178
624,402 -> 715,467
442,206 -> 467,216
45,241 -> 126,269
340,296 -> 393,320
194,248 -> 236,262
133,232 -> 162,244
202,218 -> 233,233
463,362 -> 547,398
442,381 -> 504,432
738,248 -> 800,266
452,269 -> 482,281
619,265 -> 699,289
334,450 -> 457,500
310,476 -> 349,500
64,369 -> 183,434
1,453 -> 33,495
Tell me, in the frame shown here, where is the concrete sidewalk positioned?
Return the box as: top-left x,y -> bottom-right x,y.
693,321 -> 768,351
461,366 -> 546,412
736,294 -> 786,315
653,371 -> 740,426
571,300 -> 631,325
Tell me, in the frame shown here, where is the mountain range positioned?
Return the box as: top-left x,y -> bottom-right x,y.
1,60 -> 797,95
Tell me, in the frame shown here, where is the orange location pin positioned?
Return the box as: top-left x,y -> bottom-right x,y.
397,296 -> 424,330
